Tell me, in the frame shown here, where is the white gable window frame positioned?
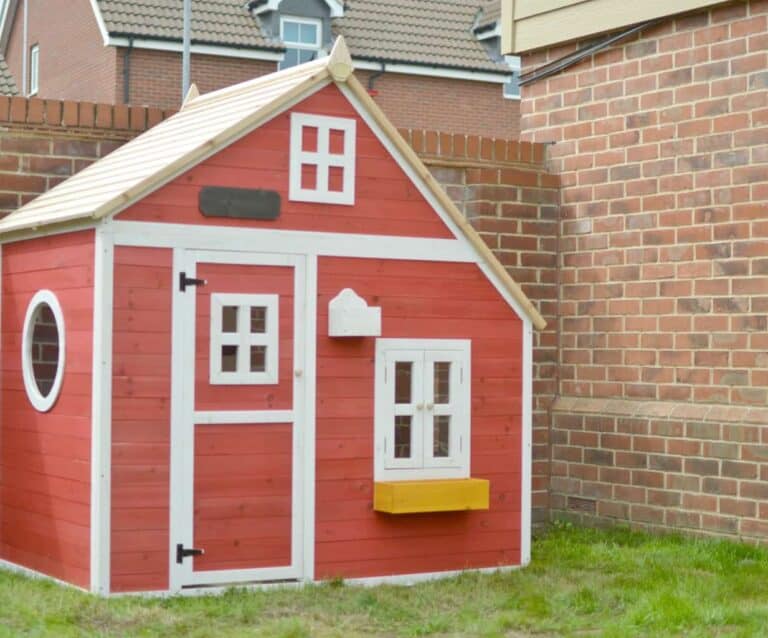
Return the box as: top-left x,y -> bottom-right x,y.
289,112 -> 356,206
22,289 -> 66,412
280,16 -> 322,70
209,293 -> 279,385
374,339 -> 471,482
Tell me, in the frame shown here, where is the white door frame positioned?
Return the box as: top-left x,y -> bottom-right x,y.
169,248 -> 309,590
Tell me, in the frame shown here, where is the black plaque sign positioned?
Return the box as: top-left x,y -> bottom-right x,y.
199,186 -> 281,220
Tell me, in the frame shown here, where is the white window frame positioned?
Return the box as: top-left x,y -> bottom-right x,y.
22,289 -> 66,412
289,112 -> 356,206
280,15 -> 322,70
29,44 -> 39,96
374,339 -> 471,482
209,293 -> 279,385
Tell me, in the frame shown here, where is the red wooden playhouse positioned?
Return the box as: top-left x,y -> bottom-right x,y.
0,38 -> 545,595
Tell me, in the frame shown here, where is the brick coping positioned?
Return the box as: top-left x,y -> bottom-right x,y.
552,395 -> 768,427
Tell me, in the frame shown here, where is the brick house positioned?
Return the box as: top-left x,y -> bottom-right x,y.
503,0 -> 768,540
0,0 -> 521,138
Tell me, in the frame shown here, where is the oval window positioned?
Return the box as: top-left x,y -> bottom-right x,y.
22,290 -> 66,412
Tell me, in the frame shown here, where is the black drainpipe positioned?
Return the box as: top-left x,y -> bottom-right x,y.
367,61 -> 386,92
123,37 -> 134,104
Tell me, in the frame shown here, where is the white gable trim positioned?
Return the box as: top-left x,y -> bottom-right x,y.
253,0 -> 344,18
353,60 -> 510,84
87,0 -> 110,46
338,83 -> 533,325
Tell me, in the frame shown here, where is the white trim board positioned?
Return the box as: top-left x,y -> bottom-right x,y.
353,60 -> 511,84
87,0 -> 110,46
106,36 -> 285,62
521,319 -> 533,566
110,222 -> 476,263
90,223 -> 114,595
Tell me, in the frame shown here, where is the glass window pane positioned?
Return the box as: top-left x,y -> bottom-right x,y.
434,362 -> 451,404
222,306 -> 238,333
221,345 -> 238,372
250,307 -> 266,334
283,48 -> 299,68
250,345 -> 266,372
31,303 -> 59,397
328,166 -> 344,192
298,48 -> 316,64
394,362 -> 412,404
433,415 -> 450,457
394,415 -> 412,458
283,21 -> 299,43
299,23 -> 317,45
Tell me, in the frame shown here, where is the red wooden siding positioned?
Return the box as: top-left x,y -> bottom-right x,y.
193,423 -> 292,571
110,246 -> 172,593
316,257 -> 523,579
0,231 -> 94,588
194,263 -> 294,412
117,84 -> 454,241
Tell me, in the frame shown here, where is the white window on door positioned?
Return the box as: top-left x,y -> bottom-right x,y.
375,339 -> 471,481
289,112 -> 356,205
210,293 -> 279,385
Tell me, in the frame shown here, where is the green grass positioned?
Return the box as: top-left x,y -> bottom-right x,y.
3,524 -> 768,637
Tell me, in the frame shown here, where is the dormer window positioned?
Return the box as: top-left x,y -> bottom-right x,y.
280,16 -> 322,69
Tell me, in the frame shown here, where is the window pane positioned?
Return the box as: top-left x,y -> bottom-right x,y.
31,303 -> 59,397
302,125 -> 318,152
283,21 -> 299,43
434,362 -> 451,404
433,415 -> 450,457
394,415 -> 412,458
298,49 -> 316,64
301,163 -> 317,190
394,362 -> 412,404
329,129 -> 345,154
299,23 -> 317,45
250,345 -> 266,372
221,345 -> 238,372
222,306 -> 238,333
283,48 -> 299,68
250,307 -> 266,334
328,166 -> 344,192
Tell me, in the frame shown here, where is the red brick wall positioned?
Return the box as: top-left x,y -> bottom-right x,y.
5,0 -> 117,103
403,130 -> 560,524
520,0 -> 768,537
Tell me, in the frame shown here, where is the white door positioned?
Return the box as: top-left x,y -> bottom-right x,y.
170,250 -> 306,589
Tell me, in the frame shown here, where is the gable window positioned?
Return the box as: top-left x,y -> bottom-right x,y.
289,112 -> 356,205
280,16 -> 321,70
29,44 -> 39,96
209,293 -> 279,385
374,339 -> 471,481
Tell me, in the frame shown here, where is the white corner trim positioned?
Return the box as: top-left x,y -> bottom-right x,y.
87,0 -> 111,46
520,319 -> 533,567
105,36 -> 285,62
302,253 -> 317,583
90,223 -> 114,595
21,289 -> 66,413
352,60 -> 511,84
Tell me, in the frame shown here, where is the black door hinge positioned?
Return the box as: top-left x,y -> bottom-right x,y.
179,272 -> 207,292
176,543 -> 204,564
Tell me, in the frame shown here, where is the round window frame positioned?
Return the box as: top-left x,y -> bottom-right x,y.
21,290 -> 66,413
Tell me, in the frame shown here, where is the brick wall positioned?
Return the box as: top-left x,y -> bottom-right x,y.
5,0 -> 118,103
0,96 -> 173,215
401,130 -> 560,523
520,0 -> 768,538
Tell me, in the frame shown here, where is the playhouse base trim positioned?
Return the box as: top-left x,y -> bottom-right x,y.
373,478 -> 490,514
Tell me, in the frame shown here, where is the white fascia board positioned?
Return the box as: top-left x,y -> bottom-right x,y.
353,59 -> 511,84
475,23 -> 502,41
87,0 -> 111,46
0,0 -> 17,54
106,36 -> 285,62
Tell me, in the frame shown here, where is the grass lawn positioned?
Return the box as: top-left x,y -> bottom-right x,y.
2,524 -> 768,637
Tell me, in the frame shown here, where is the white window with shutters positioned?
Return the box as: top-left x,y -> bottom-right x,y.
374,339 -> 471,481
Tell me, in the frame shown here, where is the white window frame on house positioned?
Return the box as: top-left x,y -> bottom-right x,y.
289,112 -> 356,206
209,293 -> 279,385
279,15 -> 322,70
374,339 -> 471,482
29,44 -> 39,96
22,289 -> 66,412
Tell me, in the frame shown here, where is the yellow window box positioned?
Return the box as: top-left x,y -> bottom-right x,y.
373,478 -> 490,514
